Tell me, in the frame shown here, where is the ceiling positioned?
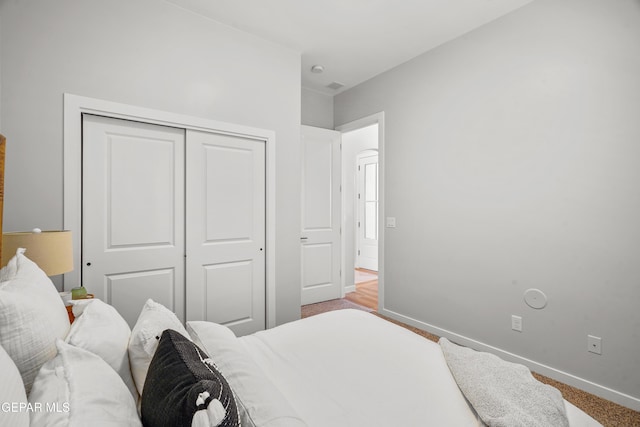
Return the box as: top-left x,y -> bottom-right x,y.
166,0 -> 534,95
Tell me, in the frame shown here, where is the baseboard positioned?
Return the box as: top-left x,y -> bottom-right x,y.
380,307 -> 640,412
344,285 -> 356,293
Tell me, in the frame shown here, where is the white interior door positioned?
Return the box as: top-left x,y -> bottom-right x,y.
357,152 -> 379,271
185,130 -> 266,336
301,125 -> 341,305
82,114 -> 185,326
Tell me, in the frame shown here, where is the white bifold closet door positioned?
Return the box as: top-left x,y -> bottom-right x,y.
82,115 -> 265,335
185,130 -> 265,336
82,115 -> 186,327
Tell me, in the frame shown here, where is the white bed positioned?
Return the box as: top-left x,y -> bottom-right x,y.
188,309 -> 602,427
0,251 -> 603,427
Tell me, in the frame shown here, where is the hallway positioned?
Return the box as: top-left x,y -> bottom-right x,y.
345,268 -> 378,310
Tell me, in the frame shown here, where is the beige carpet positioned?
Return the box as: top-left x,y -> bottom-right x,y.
301,299 -> 640,427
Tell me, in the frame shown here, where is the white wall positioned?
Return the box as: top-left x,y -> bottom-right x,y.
335,0 -> 640,408
0,0 -> 302,325
301,87 -> 333,129
341,124 -> 378,291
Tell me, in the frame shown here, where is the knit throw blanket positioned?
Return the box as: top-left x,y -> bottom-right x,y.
439,338 -> 569,427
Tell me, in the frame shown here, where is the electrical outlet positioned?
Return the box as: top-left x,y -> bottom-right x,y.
588,335 -> 602,355
511,315 -> 522,332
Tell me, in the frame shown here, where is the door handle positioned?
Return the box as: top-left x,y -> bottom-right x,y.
300,237 -> 308,241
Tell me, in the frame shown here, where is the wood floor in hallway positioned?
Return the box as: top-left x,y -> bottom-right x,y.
345,268 -> 378,310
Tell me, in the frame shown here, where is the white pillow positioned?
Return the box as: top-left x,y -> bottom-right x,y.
0,248 -> 70,393
65,298 -> 138,400
187,321 -> 306,427
128,299 -> 191,395
29,340 -> 141,427
0,344 -> 29,427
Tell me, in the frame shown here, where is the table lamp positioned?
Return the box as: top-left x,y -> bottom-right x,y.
1,229 -> 73,276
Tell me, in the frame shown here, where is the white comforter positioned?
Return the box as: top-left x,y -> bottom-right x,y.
188,309 -> 601,427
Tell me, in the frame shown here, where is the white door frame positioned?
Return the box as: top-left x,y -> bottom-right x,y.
62,93 -> 277,328
336,112 -> 385,312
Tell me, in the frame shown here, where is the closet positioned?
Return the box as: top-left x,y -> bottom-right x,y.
81,114 -> 266,336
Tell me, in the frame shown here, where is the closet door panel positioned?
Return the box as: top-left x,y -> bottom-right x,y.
203,260 -> 254,325
186,130 -> 266,336
203,143 -> 255,242
106,268 -> 176,329
82,114 -> 185,327
108,137 -> 176,247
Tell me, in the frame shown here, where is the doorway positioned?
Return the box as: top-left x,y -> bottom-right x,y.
337,113 -> 383,312
345,268 -> 378,310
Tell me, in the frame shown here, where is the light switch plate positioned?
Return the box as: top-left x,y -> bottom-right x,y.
386,217 -> 396,228
511,315 -> 522,332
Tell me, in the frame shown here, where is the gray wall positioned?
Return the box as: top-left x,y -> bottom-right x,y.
301,88 -> 333,129
335,0 -> 640,406
0,0 -> 302,325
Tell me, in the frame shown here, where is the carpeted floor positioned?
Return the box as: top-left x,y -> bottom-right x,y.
301,299 -> 640,427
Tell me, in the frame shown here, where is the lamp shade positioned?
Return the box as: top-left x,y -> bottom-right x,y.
1,230 -> 73,276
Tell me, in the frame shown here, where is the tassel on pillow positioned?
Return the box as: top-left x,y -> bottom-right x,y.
191,391 -> 227,427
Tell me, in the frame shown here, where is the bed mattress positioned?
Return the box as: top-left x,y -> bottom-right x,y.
188,309 -> 601,427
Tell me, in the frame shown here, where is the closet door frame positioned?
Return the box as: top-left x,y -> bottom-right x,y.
62,93 -> 276,329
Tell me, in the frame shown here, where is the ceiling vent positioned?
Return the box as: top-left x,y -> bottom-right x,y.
326,81 -> 344,91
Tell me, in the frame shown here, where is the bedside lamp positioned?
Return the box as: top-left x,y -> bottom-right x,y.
1,229 -> 73,276
2,229 -> 78,323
